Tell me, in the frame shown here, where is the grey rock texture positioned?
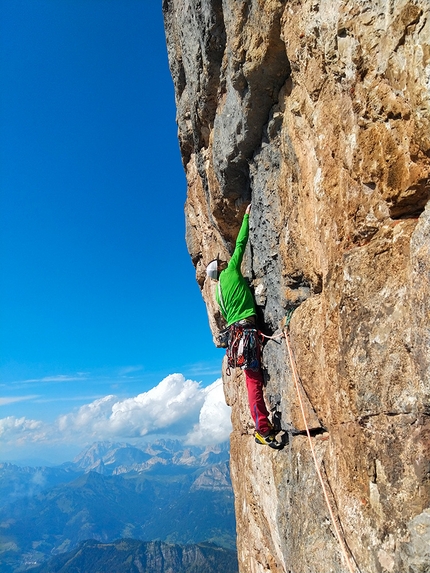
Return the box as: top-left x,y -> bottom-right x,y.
163,0 -> 430,571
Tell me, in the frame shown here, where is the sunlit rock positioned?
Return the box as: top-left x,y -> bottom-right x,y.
164,0 -> 430,570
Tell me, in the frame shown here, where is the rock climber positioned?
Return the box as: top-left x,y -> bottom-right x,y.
206,204 -> 282,449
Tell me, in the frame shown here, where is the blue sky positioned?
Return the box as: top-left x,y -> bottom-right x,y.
0,0 -> 228,463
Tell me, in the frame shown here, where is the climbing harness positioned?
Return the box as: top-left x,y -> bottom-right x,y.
226,322 -> 264,375
224,322 -> 283,375
282,316 -> 359,573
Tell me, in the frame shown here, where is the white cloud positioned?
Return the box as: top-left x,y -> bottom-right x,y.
185,378 -> 232,446
25,375 -> 88,384
117,365 -> 144,376
0,395 -> 39,406
57,373 -> 210,440
0,373 -> 231,460
57,394 -> 119,434
0,416 -> 47,442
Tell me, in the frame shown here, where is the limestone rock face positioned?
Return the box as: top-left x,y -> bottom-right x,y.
163,0 -> 430,571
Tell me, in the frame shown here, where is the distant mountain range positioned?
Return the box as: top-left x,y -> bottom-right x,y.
69,439 -> 231,475
29,539 -> 238,573
31,539 -> 238,573
0,440 -> 236,573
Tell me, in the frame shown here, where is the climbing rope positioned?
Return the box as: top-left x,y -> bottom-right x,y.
282,323 -> 358,573
259,308 -> 296,341
223,310 -> 357,571
260,331 -> 284,340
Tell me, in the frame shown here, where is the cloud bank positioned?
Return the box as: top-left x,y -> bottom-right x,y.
0,374 -> 232,459
186,379 -> 232,445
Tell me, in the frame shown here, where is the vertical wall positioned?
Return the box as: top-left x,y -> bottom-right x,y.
163,0 -> 430,571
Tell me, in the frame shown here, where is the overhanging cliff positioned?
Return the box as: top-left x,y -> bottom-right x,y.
163,1 -> 430,571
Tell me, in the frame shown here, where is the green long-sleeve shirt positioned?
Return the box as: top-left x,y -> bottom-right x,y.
216,213 -> 256,326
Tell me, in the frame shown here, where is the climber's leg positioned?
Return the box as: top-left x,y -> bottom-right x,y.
244,368 -> 271,435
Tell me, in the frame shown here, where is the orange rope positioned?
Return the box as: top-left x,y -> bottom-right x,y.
283,329 -> 358,573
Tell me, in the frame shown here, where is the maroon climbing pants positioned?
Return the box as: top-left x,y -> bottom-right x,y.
244,368 -> 271,435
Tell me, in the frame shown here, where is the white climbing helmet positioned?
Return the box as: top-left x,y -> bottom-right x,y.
206,259 -> 218,280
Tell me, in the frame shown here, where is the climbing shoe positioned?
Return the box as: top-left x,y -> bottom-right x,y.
255,431 -> 283,450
